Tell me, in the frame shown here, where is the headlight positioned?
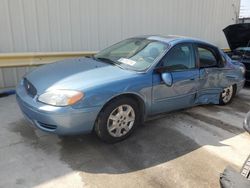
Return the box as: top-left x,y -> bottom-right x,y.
38,90 -> 84,106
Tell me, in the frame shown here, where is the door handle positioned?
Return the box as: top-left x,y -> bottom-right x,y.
190,78 -> 195,81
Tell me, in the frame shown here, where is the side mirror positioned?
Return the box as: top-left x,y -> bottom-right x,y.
161,72 -> 173,86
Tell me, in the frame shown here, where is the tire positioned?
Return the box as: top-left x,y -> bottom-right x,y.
94,97 -> 140,143
219,85 -> 236,105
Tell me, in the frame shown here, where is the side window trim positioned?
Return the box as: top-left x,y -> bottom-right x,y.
157,42 -> 196,72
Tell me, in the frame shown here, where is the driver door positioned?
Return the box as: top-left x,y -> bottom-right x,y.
151,43 -> 199,114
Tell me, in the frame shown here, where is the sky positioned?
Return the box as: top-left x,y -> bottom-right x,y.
240,0 -> 250,18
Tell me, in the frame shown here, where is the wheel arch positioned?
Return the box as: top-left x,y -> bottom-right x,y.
98,92 -> 146,122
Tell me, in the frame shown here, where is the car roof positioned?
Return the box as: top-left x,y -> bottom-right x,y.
135,35 -> 216,48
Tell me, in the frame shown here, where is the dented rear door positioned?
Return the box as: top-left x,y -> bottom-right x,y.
195,44 -> 224,104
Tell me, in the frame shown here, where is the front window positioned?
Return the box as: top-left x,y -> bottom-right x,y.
160,43 -> 195,71
94,38 -> 169,71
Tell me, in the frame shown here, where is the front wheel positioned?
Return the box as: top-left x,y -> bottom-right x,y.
94,97 -> 140,143
219,85 -> 235,105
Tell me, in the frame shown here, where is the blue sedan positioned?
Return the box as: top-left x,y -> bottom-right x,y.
16,36 -> 245,143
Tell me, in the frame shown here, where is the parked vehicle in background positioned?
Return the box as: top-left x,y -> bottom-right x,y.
220,155 -> 250,188
244,111 -> 250,134
223,23 -> 250,82
16,35 -> 245,143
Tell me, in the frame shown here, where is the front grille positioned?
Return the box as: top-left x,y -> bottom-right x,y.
23,78 -> 37,98
37,121 -> 57,130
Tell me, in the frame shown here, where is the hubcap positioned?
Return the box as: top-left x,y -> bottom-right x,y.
222,85 -> 233,103
107,104 -> 135,137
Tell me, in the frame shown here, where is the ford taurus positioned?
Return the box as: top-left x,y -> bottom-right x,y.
16,36 -> 245,143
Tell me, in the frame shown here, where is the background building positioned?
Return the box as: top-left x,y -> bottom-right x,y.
0,0 -> 241,88
0,0 -> 241,53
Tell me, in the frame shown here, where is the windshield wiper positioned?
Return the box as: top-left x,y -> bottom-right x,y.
94,57 -> 117,65
93,56 -> 135,71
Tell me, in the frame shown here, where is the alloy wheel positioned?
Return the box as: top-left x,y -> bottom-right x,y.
222,85 -> 233,104
107,104 -> 135,137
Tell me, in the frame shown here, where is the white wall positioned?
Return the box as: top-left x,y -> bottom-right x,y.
0,0 -> 240,53
0,0 -> 240,88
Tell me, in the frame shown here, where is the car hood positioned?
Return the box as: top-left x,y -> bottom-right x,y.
223,23 -> 250,51
25,57 -> 136,94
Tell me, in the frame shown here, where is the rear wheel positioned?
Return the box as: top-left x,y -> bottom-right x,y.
94,97 -> 140,143
219,85 -> 235,105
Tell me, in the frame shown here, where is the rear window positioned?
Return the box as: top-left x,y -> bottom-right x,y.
198,47 -> 217,68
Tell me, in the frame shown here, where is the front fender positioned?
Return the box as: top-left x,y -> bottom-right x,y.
72,74 -> 153,116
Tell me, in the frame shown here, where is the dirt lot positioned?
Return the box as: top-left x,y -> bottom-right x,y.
0,89 -> 250,188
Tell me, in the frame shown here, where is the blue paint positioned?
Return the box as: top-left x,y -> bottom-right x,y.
16,36 -> 245,135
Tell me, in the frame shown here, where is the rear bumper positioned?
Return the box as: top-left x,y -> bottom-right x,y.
16,84 -> 101,135
242,61 -> 250,81
236,79 -> 245,95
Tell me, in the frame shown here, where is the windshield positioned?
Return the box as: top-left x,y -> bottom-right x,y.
94,38 -> 169,71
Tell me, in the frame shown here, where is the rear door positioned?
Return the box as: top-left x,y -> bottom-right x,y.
195,44 -> 225,104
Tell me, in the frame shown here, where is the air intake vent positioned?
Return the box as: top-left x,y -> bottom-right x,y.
37,121 -> 57,130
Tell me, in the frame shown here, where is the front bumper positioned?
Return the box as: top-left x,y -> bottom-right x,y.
16,84 -> 101,135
